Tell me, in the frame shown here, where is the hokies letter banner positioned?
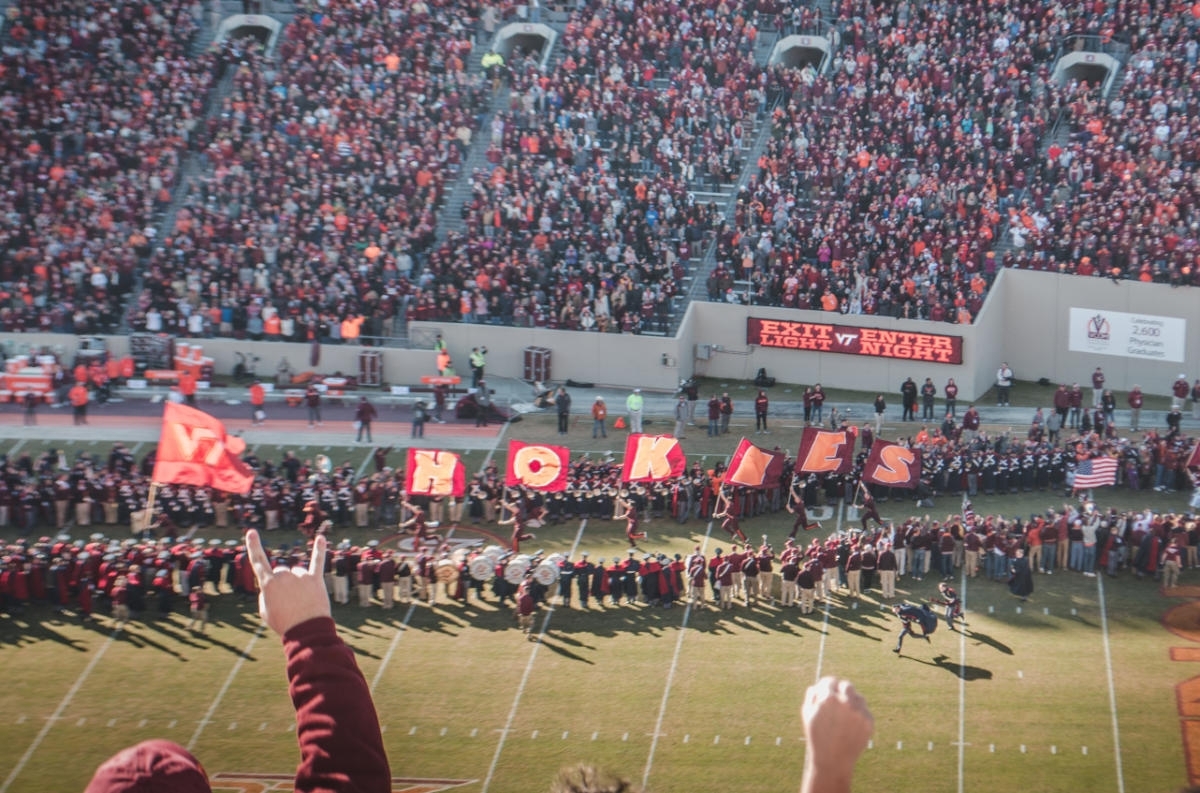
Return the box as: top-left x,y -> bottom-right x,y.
861,439 -> 922,489
406,448 -> 467,497
505,440 -> 570,492
620,434 -> 687,483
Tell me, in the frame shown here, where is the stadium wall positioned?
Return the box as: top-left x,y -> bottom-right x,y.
0,269 -> 1193,397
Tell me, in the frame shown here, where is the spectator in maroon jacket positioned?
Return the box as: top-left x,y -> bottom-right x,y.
84,530 -> 390,793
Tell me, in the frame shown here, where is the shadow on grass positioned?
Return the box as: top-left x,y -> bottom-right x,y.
117,624 -> 192,661
906,653 -> 995,681
0,614 -> 90,651
967,629 -> 1014,655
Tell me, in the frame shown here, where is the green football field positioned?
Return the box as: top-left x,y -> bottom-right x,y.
0,419 -> 1196,793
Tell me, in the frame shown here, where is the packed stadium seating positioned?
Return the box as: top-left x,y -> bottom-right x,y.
124,0 -> 488,342
2,0 -> 1197,341
0,0 -> 222,334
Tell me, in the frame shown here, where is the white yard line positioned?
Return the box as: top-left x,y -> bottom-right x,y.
641,519 -> 716,791
478,419 -> 511,471
187,625 -> 265,750
480,519 -> 587,793
371,604 -> 418,694
1096,575 -> 1126,793
0,631 -> 117,793
956,571 -> 968,793
371,499 -> 463,691
813,499 -> 844,682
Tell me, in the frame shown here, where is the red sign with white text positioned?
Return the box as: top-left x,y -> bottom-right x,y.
746,318 -> 963,364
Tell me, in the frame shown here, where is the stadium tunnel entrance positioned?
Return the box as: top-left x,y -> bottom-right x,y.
214,14 -> 284,55
769,34 -> 833,72
1052,50 -> 1120,95
491,22 -> 558,69
1059,62 -> 1112,89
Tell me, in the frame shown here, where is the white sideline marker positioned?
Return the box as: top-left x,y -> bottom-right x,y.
167,720 -> 177,729
531,730 -> 538,740
1083,746 -> 1088,755
76,718 -> 86,727
138,719 -> 147,728
1017,670 -> 1023,679
562,732 -> 569,740
1020,745 -> 1027,753
1043,607 -> 1049,615
744,736 -> 751,746
440,727 -> 448,737
897,741 -> 903,750
714,735 -> 720,745
106,719 -> 117,727
622,732 -> 628,742
777,737 -> 782,746
683,735 -> 689,744
1016,606 -> 1022,614
927,742 -> 933,751
470,729 -> 478,738
409,726 -> 417,736
259,723 -> 268,732
989,745 -> 995,753
867,740 -> 873,750
988,605 -> 994,614
1051,745 -> 1057,755
228,722 -> 237,731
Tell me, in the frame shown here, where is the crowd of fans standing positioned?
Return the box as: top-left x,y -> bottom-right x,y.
2,0 -> 1200,341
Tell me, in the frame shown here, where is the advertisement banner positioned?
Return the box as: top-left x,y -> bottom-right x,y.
1068,307 -> 1186,362
746,318 -> 963,364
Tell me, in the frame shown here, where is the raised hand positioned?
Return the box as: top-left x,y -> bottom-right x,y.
245,529 -> 331,636
800,676 -> 874,793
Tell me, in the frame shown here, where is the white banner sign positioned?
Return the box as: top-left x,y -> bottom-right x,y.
1068,308 -> 1186,362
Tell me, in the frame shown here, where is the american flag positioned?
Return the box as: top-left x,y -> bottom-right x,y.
1074,456 -> 1119,489
961,492 -> 976,529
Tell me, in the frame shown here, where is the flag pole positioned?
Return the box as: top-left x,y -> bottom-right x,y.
139,481 -> 161,537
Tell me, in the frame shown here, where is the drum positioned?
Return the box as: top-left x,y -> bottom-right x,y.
469,555 -> 496,582
435,558 -> 458,584
532,559 -> 560,586
482,545 -> 507,564
504,554 -> 532,584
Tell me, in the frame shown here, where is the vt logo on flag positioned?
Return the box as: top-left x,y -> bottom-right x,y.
153,403 -> 254,493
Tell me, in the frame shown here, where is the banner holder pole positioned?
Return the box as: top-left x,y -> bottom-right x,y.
139,481 -> 161,537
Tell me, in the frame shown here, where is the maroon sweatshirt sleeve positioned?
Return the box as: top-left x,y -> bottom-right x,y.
284,617 -> 391,793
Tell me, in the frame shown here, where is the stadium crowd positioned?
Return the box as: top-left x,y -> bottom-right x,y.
0,0 -> 224,335
410,0 -> 775,332
124,0 -> 489,343
4,0 -> 1200,343
1007,3 -> 1200,287
0,416 -> 1194,625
